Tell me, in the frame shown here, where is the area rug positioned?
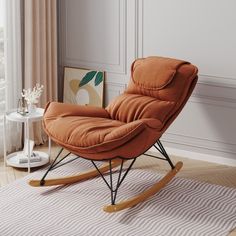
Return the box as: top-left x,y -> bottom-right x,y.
0,157 -> 235,236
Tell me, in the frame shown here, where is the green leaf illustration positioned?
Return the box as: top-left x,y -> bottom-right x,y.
94,72 -> 103,86
79,71 -> 97,87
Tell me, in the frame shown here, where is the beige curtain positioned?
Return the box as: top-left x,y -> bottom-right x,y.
24,0 -> 58,144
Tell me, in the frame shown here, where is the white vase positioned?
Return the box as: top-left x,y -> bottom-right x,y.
28,103 -> 37,114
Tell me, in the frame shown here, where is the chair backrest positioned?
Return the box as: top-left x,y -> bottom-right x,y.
106,56 -> 198,132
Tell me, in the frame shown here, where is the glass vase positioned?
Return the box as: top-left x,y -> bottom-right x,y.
28,103 -> 37,114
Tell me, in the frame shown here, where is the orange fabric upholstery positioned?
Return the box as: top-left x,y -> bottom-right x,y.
43,56 -> 198,160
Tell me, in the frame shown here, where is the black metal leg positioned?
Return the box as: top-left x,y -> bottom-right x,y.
91,160 -> 111,189
50,153 -> 77,170
155,140 -> 174,169
143,140 -> 175,169
91,158 -> 137,205
112,160 -> 124,204
40,148 -> 74,186
109,160 -> 115,205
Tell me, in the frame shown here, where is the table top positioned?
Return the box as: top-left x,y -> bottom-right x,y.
5,108 -> 44,122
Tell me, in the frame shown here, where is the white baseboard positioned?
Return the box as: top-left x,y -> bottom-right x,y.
149,146 -> 236,167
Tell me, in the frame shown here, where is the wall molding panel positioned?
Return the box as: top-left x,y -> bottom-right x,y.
199,74 -> 236,88
163,132 -> 236,155
190,94 -> 236,109
150,146 -> 236,167
63,0 -> 127,74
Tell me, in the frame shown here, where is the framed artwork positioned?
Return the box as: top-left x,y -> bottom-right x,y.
63,67 -> 104,107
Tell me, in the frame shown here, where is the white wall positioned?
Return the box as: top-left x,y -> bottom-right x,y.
58,0 -> 236,165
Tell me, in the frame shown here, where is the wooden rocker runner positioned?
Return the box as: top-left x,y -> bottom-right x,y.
29,56 -> 198,212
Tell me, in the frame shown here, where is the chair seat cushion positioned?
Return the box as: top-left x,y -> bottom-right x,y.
43,103 -> 162,155
43,103 -> 162,156
45,116 -> 140,147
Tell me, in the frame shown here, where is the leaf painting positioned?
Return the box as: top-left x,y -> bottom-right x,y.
64,67 -> 104,108
79,71 -> 97,87
94,72 -> 103,86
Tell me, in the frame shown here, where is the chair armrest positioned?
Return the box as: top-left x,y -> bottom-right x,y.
44,102 -> 110,119
104,118 -> 162,143
140,118 -> 163,129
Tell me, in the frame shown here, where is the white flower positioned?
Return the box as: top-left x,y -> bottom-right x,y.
21,83 -> 44,104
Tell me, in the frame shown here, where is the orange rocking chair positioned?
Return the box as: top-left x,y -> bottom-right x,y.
29,56 -> 198,212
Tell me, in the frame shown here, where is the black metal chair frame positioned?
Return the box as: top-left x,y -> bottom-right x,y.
38,140 -> 174,206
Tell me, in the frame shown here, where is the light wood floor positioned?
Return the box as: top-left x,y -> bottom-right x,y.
0,144 -> 236,235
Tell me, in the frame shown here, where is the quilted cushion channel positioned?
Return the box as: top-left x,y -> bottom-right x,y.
106,93 -> 176,123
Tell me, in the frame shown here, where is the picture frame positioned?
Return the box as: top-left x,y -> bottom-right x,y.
63,66 -> 104,107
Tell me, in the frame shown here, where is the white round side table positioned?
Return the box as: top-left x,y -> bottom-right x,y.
3,108 -> 51,173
